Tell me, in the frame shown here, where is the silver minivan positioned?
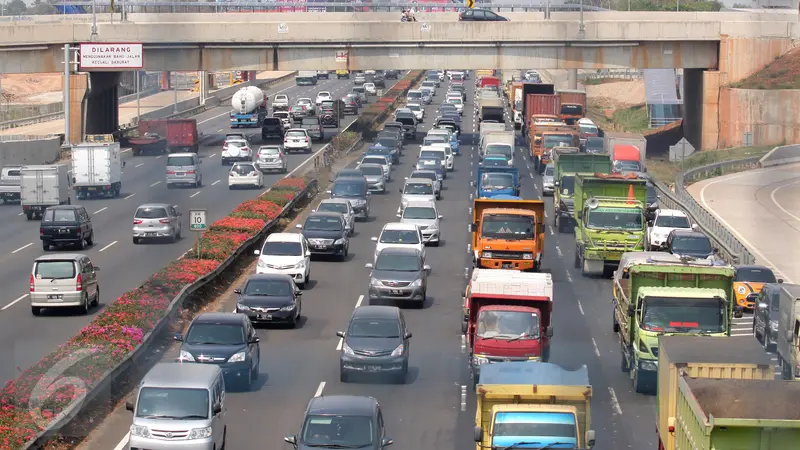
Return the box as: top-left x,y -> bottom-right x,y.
132,203 -> 182,244
126,363 -> 227,450
30,253 -> 100,316
166,153 -> 202,188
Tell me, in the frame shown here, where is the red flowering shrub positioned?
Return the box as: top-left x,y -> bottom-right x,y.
194,231 -> 250,261
0,258 -> 219,449
231,199 -> 282,221
210,217 -> 265,235
272,177 -> 308,192
261,190 -> 295,207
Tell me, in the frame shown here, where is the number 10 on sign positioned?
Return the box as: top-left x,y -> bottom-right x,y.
189,209 -> 207,259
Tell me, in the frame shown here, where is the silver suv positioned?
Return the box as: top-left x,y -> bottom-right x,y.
165,153 -> 202,188
399,200 -> 442,246
132,203 -> 182,244
398,178 -> 436,213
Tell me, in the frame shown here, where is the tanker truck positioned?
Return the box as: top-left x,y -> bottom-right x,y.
230,86 -> 267,128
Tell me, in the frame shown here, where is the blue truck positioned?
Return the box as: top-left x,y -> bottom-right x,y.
473,167 -> 520,198
230,86 -> 268,128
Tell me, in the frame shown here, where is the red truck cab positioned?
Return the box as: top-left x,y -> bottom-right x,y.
478,76 -> 500,90
463,269 -> 554,387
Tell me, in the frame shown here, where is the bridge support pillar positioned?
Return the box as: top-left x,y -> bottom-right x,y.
567,69 -> 578,90
66,74 -> 88,144
85,72 -> 121,135
199,71 -> 209,105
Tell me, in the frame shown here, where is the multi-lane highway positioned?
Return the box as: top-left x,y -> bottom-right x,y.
0,74 -> 368,386
82,73 -> 668,450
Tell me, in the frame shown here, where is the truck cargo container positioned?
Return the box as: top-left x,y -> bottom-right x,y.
0,165 -> 22,204
470,199 -> 545,272
557,89 -> 587,125
613,257 -> 737,393
604,131 -> 647,173
20,165 -> 70,220
524,93 -> 560,135
775,282 -> 800,380
656,335 -> 774,450
129,119 -> 168,155
673,375 -> 800,450
474,362 -> 595,450
464,270 -> 553,385
552,151 -> 611,233
71,142 -> 124,199
295,71 -> 318,85
478,97 -> 505,123
166,119 -> 199,153
521,84 -> 555,131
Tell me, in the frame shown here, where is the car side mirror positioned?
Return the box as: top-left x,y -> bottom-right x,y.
691,223 -> 698,230
284,435 -> 298,446
336,331 -> 345,338
371,237 -> 378,242
546,326 -> 554,338
212,402 -> 222,415
365,263 -> 374,269
93,266 -> 100,271
779,278 -> 785,283
438,215 -> 443,219
398,188 -> 403,193
404,332 -> 412,339
758,302 -> 767,309
311,209 -> 316,213
295,224 -> 303,229
254,249 -> 261,255
712,247 -> 719,254
125,400 -> 134,412
474,426 -> 483,442
122,161 -> 127,168
233,289 -> 242,294
249,336 -> 260,343
381,438 -> 394,447
173,333 -> 183,341
627,304 -> 635,316
586,430 -> 596,448
396,214 -> 401,218
423,264 -> 431,273
326,190 -> 332,195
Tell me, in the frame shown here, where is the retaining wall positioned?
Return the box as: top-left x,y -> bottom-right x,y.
717,87 -> 800,149
0,136 -> 62,167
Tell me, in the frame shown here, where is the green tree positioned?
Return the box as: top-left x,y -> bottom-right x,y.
28,0 -> 59,15
4,0 -> 28,15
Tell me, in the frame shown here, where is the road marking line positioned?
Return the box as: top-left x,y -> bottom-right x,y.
150,181 -> 161,187
591,338 -> 601,357
208,153 -> 217,158
211,180 -> 221,186
555,246 -> 562,257
190,191 -> 201,198
608,387 -> 623,415
548,226 -> 554,236
124,193 -> 136,200
566,271 -> 573,282
17,212 -> 24,216
314,381 -> 326,397
156,155 -> 163,159
577,300 -> 584,316
99,241 -> 118,252
2,294 -> 29,311
355,294 -> 364,308
112,433 -> 130,450
94,207 -> 107,214
135,163 -> 144,168
11,243 -> 33,254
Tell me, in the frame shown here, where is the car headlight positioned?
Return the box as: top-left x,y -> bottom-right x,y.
178,350 -> 195,362
342,342 -> 355,356
187,427 -> 212,440
640,360 -> 658,371
334,238 -> 345,245
370,277 -> 380,287
294,261 -> 305,268
482,252 -> 493,258
410,279 -> 422,287
428,222 -> 439,230
737,286 -> 747,295
228,351 -> 247,363
130,425 -> 150,438
770,320 -> 779,332
257,260 -> 268,268
280,303 -> 296,312
522,253 -> 533,260
236,303 -> 250,311
391,344 -> 405,357
473,356 -> 489,365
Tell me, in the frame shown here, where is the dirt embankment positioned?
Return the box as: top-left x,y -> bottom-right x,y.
0,73 -> 63,104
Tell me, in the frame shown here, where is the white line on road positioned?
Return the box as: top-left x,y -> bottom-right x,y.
124,193 -> 136,200
211,180 -> 221,186
99,241 -> 118,252
135,163 -> 144,168
555,246 -> 563,257
577,300 -> 585,316
591,338 -> 601,357
17,212 -> 23,216
11,243 -> 32,254
336,295 -> 365,350
150,181 -> 161,187
2,294 -> 28,311
548,225 -> 554,236
112,433 -> 130,450
190,191 -> 201,198
94,207 -> 107,214
208,153 -> 217,158
608,387 -> 623,415
566,271 -> 573,283
156,155 -> 163,159
314,381 -> 326,397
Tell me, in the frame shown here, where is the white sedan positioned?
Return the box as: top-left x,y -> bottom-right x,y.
407,103 -> 424,122
315,91 -> 332,105
228,162 -> 264,189
364,83 -> 377,95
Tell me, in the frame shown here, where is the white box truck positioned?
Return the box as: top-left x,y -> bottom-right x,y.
71,142 -> 124,198
21,165 -> 71,220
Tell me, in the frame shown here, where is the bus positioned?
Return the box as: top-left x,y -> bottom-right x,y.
295,71 -> 318,86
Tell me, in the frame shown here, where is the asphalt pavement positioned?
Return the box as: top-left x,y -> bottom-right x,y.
0,74 -> 370,386
82,72 -> 676,450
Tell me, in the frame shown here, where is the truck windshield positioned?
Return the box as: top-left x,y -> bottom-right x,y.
477,310 -> 540,339
586,207 -> 642,231
481,173 -> 514,190
482,215 -> 535,239
544,166 -> 554,176
559,176 -> 575,195
492,412 -> 577,449
543,134 -> 574,149
641,296 -> 726,333
613,160 -> 641,172
579,124 -> 598,135
486,144 -> 512,158
561,104 -> 583,116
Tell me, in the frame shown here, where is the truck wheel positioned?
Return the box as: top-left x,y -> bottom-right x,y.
26,212 -> 33,220
632,367 -> 648,394
42,241 -> 50,251
574,247 -> 580,269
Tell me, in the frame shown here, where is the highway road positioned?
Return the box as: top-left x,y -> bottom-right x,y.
0,74 -> 373,386
84,72 -> 666,450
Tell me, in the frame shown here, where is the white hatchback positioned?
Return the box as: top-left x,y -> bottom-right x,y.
364,83 -> 377,95
315,91 -> 332,105
254,232 -> 312,288
371,222 -> 426,264
284,128 -> 312,153
228,162 -> 263,189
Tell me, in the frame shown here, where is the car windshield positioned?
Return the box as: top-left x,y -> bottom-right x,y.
481,214 -> 535,239
481,173 -> 514,190
305,216 -> 343,231
408,104 -> 421,112
43,209 -> 76,222
450,98 -> 463,105
184,323 -> 245,345
672,236 -> 712,255
262,241 -> 302,256
482,158 -> 509,168
353,87 -> 365,93
318,202 -> 349,214
362,157 -> 387,166
375,253 -> 421,271
332,181 -> 365,197
301,118 -> 318,125
586,138 -> 604,150
291,106 -> 305,112
367,147 -> 391,155
735,267 -> 777,283
135,207 -> 168,219
411,172 -> 436,182
380,229 -> 420,244
655,215 -> 690,228
243,279 -> 294,296
579,124 -> 598,134
544,166 -> 554,176
136,387 -> 209,420
420,150 -> 445,160
418,158 -> 441,168
231,164 -> 256,175
377,138 -> 397,148
348,318 -> 401,338
167,156 -> 194,166
613,160 -> 642,172
641,296 -> 726,333
586,208 -> 643,231
359,166 -> 383,176
408,92 -> 422,99
287,131 -> 306,138
404,183 -> 433,195
35,260 -> 76,279
424,137 -> 447,146
403,206 -> 437,220
476,310 -> 540,339
543,134 -> 574,148
302,414 -> 374,447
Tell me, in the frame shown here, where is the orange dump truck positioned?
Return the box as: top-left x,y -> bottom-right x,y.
530,122 -> 579,174
470,198 -> 545,271
557,89 -> 587,125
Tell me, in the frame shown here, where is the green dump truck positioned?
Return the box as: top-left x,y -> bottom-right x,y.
613,256 -> 737,394
474,362 -> 595,450
552,151 -> 611,234
656,335 -> 775,450
673,376 -> 800,450
573,173 -> 647,276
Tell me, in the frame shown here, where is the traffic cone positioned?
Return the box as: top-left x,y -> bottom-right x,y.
627,184 -> 635,204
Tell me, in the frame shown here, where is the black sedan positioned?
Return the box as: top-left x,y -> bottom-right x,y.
296,212 -> 350,260
234,273 -> 302,327
459,8 -> 508,21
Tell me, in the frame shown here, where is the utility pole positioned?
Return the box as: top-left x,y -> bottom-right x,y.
91,0 -> 98,41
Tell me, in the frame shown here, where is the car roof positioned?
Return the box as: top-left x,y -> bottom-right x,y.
405,199 -> 436,208
193,312 -> 246,325
167,152 -> 196,157
142,363 -> 221,389
335,175 -> 366,182
358,163 -> 383,170
35,253 -> 87,262
286,128 -> 308,132
136,203 -> 173,210
352,305 -> 401,320
411,170 -> 437,176
307,211 -> 344,219
734,264 -> 773,271
405,178 -> 433,185
671,229 -> 706,238
319,198 -> 352,206
307,395 -> 377,416
265,232 -> 303,243
245,273 -> 295,284
383,222 -> 419,231
657,209 -> 688,217
377,246 -> 422,257
46,205 -> 81,210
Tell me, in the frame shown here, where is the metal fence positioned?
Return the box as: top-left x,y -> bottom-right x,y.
579,69 -> 644,81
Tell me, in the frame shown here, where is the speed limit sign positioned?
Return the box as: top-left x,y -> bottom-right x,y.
189,209 -> 207,232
